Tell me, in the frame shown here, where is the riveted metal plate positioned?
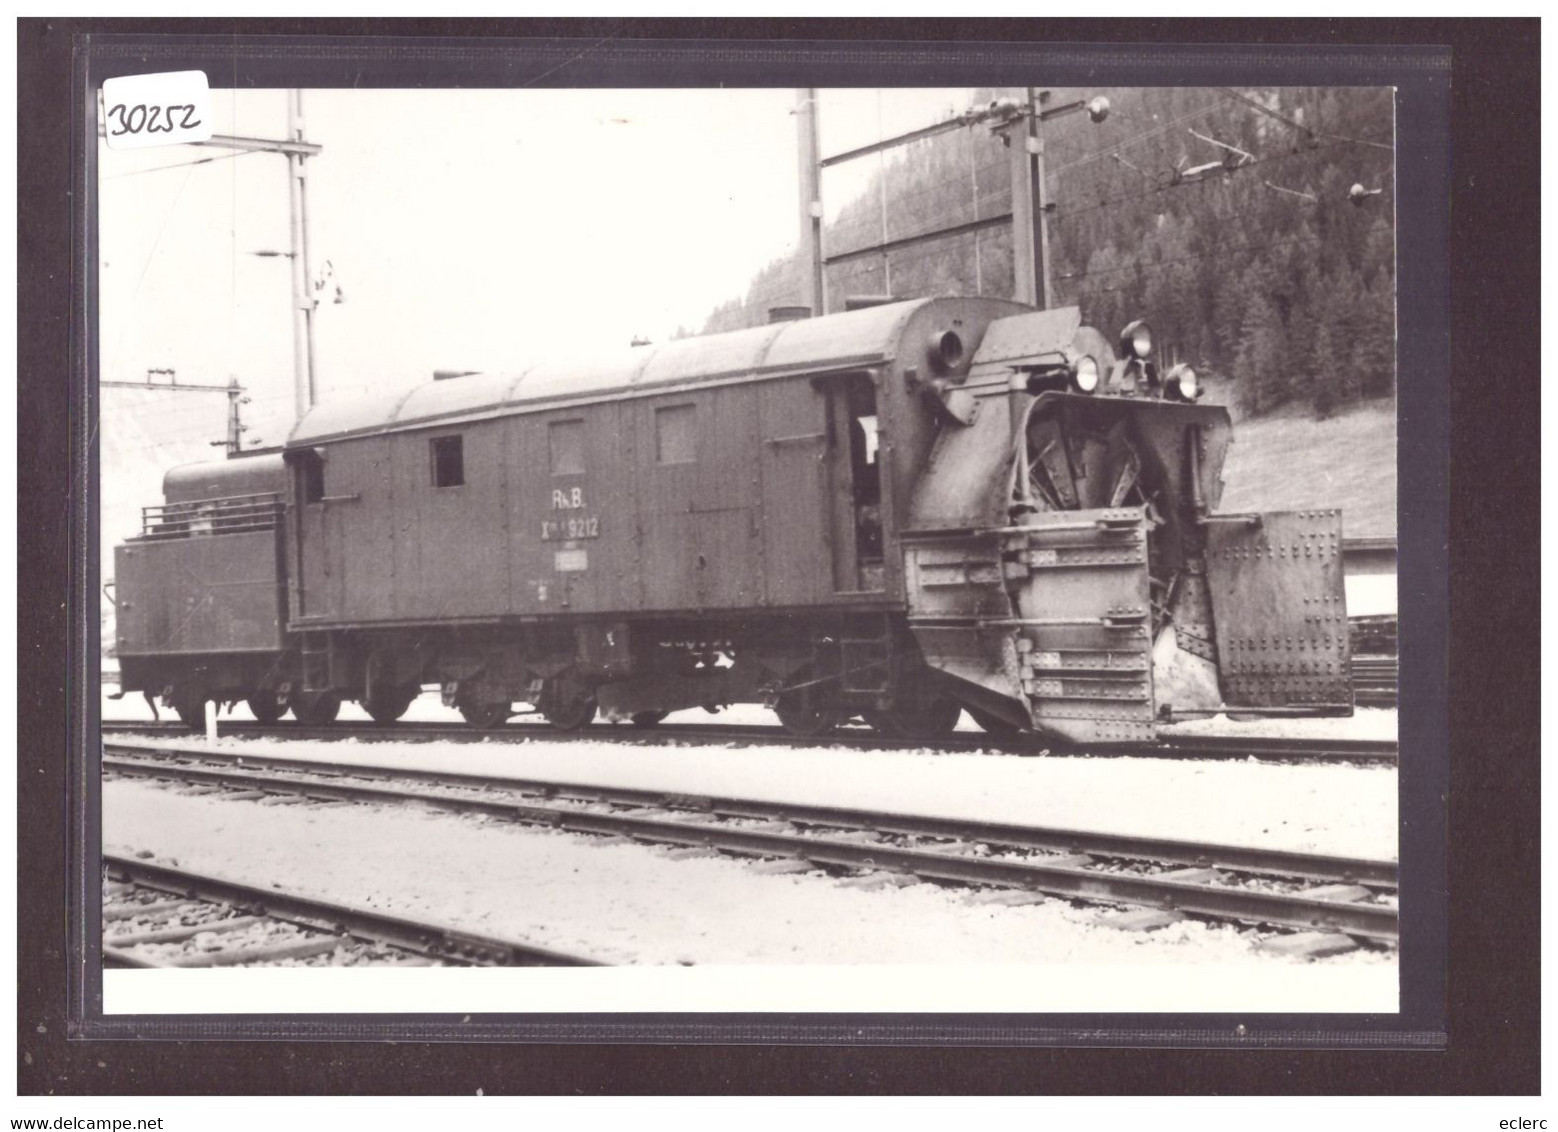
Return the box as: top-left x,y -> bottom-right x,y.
1204,510 -> 1351,707
1174,622 -> 1217,663
1021,677 -> 1150,700
1023,648 -> 1150,672
1010,507 -> 1156,740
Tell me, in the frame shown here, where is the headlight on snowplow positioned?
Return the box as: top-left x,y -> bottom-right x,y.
1072,355 -> 1100,393
1120,319 -> 1153,359
1164,362 -> 1200,401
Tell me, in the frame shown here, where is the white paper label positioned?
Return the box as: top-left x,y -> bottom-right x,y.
101,71 -> 213,150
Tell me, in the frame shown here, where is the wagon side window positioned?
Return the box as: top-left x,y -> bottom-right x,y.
430,435 -> 465,488
549,420 -> 585,476
655,404 -> 696,465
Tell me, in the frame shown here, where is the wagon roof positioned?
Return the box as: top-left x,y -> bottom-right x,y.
287,298 -> 942,447
162,452 -> 288,503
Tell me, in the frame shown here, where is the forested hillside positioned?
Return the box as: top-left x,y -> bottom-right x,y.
702,87 -> 1395,421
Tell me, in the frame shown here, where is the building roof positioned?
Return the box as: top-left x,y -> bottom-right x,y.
287,298 -> 939,447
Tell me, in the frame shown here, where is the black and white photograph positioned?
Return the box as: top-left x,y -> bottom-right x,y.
90,76 -> 1413,1019
22,12 -> 1553,1108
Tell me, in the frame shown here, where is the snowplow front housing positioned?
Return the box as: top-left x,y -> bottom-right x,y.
903,386 -> 1353,743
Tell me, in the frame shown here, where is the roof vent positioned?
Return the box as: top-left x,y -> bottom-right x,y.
433,369 -> 478,381
767,305 -> 811,323
844,294 -> 899,312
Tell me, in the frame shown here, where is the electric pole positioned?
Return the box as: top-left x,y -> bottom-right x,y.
1007,90 -> 1111,309
795,88 -> 825,317
220,377 -> 249,455
286,90 -> 317,420
798,89 -> 1107,316
184,92 -> 323,423
1009,88 -> 1047,309
101,370 -> 250,456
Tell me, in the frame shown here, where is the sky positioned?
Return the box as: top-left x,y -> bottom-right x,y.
98,86 -> 988,455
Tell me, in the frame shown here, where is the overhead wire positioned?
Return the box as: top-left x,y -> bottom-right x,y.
1053,191 -> 1372,286
1048,136 -> 1384,226
102,149 -> 257,181
1217,86 -> 1394,153
807,91 -> 1392,324
1057,232 -> 1326,295
821,92 -> 1387,288
1045,94 -> 1238,179
105,161 -> 201,369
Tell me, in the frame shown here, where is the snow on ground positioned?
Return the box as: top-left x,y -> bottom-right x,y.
105,719 -> 1397,860
1161,706 -> 1397,742
104,777 -> 1392,974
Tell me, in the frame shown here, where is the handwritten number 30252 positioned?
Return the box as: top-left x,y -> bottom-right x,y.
106,102 -> 202,136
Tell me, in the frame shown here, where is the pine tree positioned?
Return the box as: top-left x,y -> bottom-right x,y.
1353,270 -> 1397,399
697,86 -> 1394,422
1309,316 -> 1342,418
1209,269 -> 1248,376
1235,291 -> 1289,415
1325,264 -> 1369,404
1362,217 -> 1395,284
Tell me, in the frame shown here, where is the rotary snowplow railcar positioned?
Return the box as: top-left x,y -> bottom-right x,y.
111,297 -> 1352,742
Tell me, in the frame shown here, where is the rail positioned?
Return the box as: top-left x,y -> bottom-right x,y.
101,718 -> 1400,763
105,853 -> 604,967
103,741 -> 1399,944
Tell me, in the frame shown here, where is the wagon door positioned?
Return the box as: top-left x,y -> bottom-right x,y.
288,447 -> 343,622
692,386 -> 760,608
759,370 -> 885,601
330,437 -> 394,622
638,398 -> 700,611
756,377 -> 831,607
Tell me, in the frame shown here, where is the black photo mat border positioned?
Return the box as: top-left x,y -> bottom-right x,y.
17,17 -> 1537,1094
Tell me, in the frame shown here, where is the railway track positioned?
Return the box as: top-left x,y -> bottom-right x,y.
103,718 -> 1398,765
104,739 -> 1398,950
103,853 -> 604,969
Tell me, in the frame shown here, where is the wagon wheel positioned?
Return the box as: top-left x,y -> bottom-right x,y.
543,691 -> 597,732
458,700 -> 511,729
291,691 -> 341,726
246,691 -> 285,725
775,697 -> 836,738
774,668 -> 840,738
862,697 -> 963,741
364,684 -> 419,725
630,710 -> 669,729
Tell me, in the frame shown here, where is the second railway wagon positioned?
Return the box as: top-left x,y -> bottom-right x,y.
114,296 -> 1353,741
